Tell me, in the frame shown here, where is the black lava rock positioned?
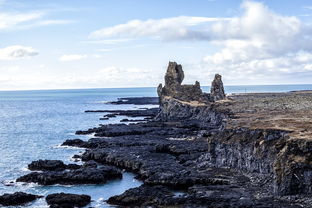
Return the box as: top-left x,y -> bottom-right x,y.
46,193 -> 91,208
0,192 -> 42,206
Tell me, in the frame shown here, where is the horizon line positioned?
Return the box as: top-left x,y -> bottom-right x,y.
1,83 -> 312,92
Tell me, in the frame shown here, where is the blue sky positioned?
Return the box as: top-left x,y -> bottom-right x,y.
1,0 -> 312,90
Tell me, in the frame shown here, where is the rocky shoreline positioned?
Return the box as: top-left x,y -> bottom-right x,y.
3,62 -> 312,207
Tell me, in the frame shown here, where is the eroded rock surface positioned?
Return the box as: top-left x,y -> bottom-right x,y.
108,184 -> 302,208
0,192 -> 42,206
108,97 -> 159,105
68,118 -> 306,207
17,166 -> 122,185
211,74 -> 225,101
28,160 -> 80,171
157,62 -> 212,103
46,193 -> 91,208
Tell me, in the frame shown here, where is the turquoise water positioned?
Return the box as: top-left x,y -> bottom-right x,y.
0,85 -> 312,207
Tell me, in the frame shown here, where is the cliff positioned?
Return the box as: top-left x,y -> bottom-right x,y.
157,62 -> 312,197
156,61 -> 226,127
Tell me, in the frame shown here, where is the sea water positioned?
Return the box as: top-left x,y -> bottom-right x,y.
0,85 -> 312,207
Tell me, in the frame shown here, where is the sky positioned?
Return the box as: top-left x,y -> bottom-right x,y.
2,0 -> 312,90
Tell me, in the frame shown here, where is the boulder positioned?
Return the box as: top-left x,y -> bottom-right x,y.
46,193 -> 91,208
107,185 -> 173,206
16,166 -> 122,185
0,192 -> 42,206
28,160 -> 80,171
62,139 -> 86,147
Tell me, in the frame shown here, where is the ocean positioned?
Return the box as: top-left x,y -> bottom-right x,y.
0,84 -> 312,207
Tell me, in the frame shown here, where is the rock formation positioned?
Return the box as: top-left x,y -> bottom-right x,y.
157,62 -> 211,104
46,193 -> 91,208
156,62 -> 227,123
0,192 -> 42,206
211,74 -> 225,101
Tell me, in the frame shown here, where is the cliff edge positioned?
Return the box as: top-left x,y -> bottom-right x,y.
157,62 -> 312,197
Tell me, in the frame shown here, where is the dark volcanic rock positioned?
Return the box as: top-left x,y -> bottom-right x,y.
80,134 -> 230,188
156,96 -> 229,129
157,62 -> 212,103
62,139 -> 87,147
76,117 -> 309,207
85,108 -> 159,117
76,123 -> 157,137
46,193 -> 91,208
0,192 -> 42,206
120,118 -> 146,122
16,166 -> 122,185
108,184 -> 301,208
28,160 -> 80,171
107,185 -> 173,207
82,160 -> 98,168
210,73 -> 225,101
108,97 -> 159,105
63,138 -> 108,148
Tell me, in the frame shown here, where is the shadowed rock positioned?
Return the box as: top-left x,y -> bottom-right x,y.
107,185 -> 173,207
16,166 -> 122,185
108,97 -> 159,105
28,160 -> 80,171
0,192 -> 42,206
46,193 -> 91,208
211,74 -> 225,101
158,62 -> 211,103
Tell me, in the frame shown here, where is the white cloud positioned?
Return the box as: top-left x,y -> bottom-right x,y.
0,10 -> 73,31
0,45 -> 38,60
90,1 -> 309,55
88,0 -> 312,85
88,1 -> 312,85
0,12 -> 44,30
59,54 -> 88,61
89,16 -> 230,41
194,1 -> 312,84
20,19 -> 75,29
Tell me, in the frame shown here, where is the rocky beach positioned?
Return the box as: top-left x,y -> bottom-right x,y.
2,62 -> 312,207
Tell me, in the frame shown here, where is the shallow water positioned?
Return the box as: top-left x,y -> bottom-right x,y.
0,88 -> 158,207
1,85 -> 312,207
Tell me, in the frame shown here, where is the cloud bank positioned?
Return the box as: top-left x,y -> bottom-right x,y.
89,1 -> 312,85
0,10 -> 73,31
89,16 -> 230,41
0,45 -> 38,60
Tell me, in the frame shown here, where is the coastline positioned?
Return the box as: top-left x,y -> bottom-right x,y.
2,84 -> 312,207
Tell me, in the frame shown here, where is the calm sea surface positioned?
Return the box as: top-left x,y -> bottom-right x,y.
0,85 -> 312,207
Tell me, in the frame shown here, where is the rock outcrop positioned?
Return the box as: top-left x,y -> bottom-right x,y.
46,193 -> 91,208
57,92 -> 312,207
156,62 -> 227,124
0,192 -> 42,206
157,62 -> 212,104
211,74 -> 225,101
17,165 -> 122,185
28,160 -> 80,171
